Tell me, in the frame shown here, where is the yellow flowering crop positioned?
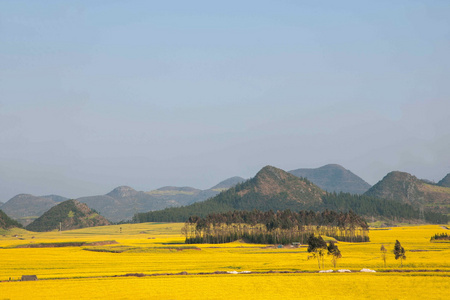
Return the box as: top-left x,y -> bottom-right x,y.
0,223 -> 449,299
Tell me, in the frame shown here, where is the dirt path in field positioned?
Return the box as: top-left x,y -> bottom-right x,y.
2,269 -> 449,283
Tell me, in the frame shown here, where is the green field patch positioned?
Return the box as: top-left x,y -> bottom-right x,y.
12,240 -> 118,248
87,213 -> 99,219
15,241 -> 86,248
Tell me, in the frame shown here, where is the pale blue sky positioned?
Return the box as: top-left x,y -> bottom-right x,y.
1,1 -> 450,200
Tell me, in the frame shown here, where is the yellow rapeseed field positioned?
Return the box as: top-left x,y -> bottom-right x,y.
1,223 -> 449,299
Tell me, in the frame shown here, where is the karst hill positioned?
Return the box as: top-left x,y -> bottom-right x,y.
364,171 -> 450,215
0,210 -> 23,230
25,200 -> 111,232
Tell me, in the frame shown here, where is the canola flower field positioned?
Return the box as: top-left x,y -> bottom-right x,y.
0,223 -> 449,299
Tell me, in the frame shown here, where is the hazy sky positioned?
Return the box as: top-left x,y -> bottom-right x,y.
1,1 -> 449,200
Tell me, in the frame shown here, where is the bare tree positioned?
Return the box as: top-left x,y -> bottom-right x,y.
380,244 -> 387,267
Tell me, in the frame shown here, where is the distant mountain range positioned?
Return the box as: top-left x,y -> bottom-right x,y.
1,164 -> 448,226
289,164 -> 371,194
0,177 -> 246,223
0,194 -> 68,225
77,176 -> 246,222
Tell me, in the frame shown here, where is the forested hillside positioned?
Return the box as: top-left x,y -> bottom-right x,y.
0,210 -> 23,229
364,171 -> 450,216
134,166 -> 448,224
320,192 -> 447,224
26,200 -> 110,232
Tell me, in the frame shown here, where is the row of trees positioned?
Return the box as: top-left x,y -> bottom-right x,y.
307,234 -> 342,269
321,192 -> 448,224
430,232 -> 450,241
394,240 -> 406,267
308,237 -> 407,269
183,209 -> 370,244
380,241 -> 407,268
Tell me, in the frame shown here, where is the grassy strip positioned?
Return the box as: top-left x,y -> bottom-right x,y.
13,240 -> 118,248
83,246 -> 201,253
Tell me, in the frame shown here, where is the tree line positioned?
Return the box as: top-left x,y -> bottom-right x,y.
133,191 -> 448,224
183,209 -> 370,244
320,192 -> 448,224
430,232 -> 450,241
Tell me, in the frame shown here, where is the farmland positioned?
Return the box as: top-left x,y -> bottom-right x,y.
1,223 -> 449,299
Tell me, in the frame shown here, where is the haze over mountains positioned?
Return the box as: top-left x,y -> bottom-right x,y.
77,176 -> 246,222
0,176 -> 246,223
1,164 -> 449,226
0,194 -> 68,225
289,164 -> 372,194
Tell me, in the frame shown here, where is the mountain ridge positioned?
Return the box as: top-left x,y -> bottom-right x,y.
135,166 -> 448,224
210,176 -> 246,191
77,176 -> 245,222
438,173 -> 450,187
0,194 -> 63,225
135,165 -> 326,222
289,164 -> 371,194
